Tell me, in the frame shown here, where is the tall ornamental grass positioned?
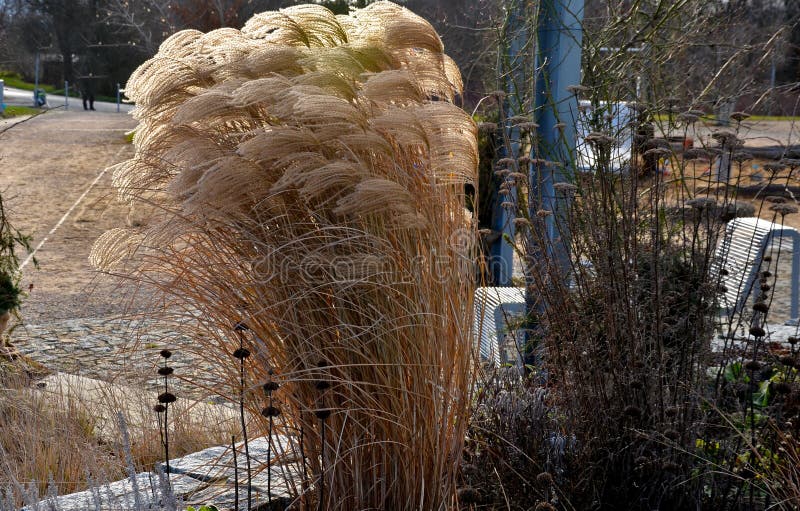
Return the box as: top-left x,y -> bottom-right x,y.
91,2 -> 478,509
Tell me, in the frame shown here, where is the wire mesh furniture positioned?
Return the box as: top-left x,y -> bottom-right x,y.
712,216 -> 800,325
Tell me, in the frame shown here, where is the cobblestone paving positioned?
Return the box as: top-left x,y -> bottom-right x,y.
9,316 -> 226,398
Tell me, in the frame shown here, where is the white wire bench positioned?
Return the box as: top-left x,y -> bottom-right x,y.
474,217 -> 800,364
473,287 -> 526,365
712,216 -> 800,325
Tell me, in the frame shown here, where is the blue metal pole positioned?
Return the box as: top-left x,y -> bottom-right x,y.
531,0 -> 584,278
33,51 -> 40,107
116,83 -> 121,113
489,1 -> 531,287
0,79 -> 4,116
65,80 -> 69,110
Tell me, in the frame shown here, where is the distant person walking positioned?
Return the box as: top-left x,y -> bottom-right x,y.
81,73 -> 95,111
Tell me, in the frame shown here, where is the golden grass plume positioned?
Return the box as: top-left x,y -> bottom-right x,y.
92,2 -> 478,509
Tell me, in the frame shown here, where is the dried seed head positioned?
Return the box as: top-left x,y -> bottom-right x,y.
497,157 -> 516,166
513,217 -> 531,228
536,209 -> 553,218
780,356 -> 798,368
263,381 -> 280,393
159,349 -> 172,359
683,148 -> 710,160
457,487 -> 480,504
535,472 -> 554,487
770,204 -> 798,216
233,347 -> 251,359
664,429 -> 681,441
315,380 -> 331,390
732,151 -> 754,162
566,84 -> 590,94
315,408 -> 332,420
644,138 -> 670,149
157,366 -> 174,376
761,271 -> 773,278
261,406 -> 281,417
461,463 -> 480,479
491,90 -> 506,99
686,197 -> 717,209
678,111 -> 700,123
517,156 -> 531,165
517,121 -> 539,131
509,114 -> 531,124
712,130 -> 740,146
749,326 -> 766,338
553,182 -> 578,193
765,162 -> 787,173
158,392 -> 177,404
753,302 -> 769,313
788,336 -> 798,345
644,147 -> 671,158
730,111 -> 750,122
477,122 -> 497,133
665,406 -> 679,417
585,131 -> 615,146
766,196 -> 787,204
501,201 -> 515,210
534,502 -> 557,511
554,122 -> 567,130
153,404 -> 166,413
744,360 -> 762,371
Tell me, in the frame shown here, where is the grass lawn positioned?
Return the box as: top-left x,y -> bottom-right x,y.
1,105 -> 39,118
1,71 -> 119,103
654,112 -> 800,122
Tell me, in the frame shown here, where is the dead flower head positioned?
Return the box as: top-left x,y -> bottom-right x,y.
686,197 -> 717,209
764,162 -> 787,173
644,147 -> 671,158
553,182 -> 578,194
566,84 -> 590,95
683,148 -> 710,160
585,131 -> 615,147
678,111 -> 700,123
770,203 -> 798,216
478,122 -> 497,133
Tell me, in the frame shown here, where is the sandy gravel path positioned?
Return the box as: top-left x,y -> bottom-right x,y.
0,109 -> 137,322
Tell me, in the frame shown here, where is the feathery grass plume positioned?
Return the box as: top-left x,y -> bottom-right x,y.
92,2 -> 477,509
